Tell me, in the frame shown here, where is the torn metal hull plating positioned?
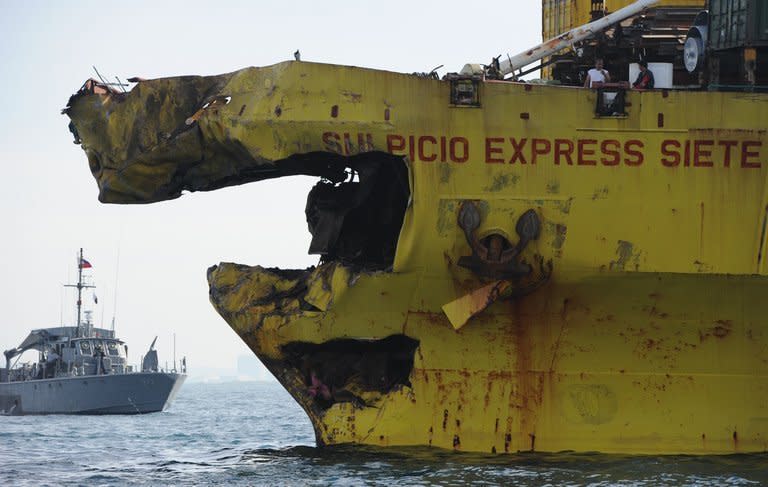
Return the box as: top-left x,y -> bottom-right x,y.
208,263 -> 768,454
65,61 -> 768,454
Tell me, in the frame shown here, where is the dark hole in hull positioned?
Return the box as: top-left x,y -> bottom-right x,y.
305,151 -> 409,271
282,335 -> 419,409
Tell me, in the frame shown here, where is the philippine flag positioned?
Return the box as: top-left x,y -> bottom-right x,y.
79,258 -> 93,269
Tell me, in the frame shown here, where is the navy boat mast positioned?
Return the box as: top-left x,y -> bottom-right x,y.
63,248 -> 95,337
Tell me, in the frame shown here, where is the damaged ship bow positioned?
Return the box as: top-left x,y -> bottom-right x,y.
64,56 -> 768,454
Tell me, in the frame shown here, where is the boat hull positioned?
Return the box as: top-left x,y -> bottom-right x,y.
0,372 -> 186,415
208,262 -> 768,455
64,60 -> 768,453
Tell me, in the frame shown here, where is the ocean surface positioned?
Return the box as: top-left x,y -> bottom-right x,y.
1,381 -> 766,486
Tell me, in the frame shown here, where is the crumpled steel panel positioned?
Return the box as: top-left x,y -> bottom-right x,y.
64,70 -> 269,203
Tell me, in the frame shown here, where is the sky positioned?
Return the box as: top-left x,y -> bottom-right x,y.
0,0 -> 542,379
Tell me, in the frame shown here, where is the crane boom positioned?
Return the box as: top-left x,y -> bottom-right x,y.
494,0 -> 660,77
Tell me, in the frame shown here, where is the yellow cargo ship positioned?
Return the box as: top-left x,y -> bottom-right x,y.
64,0 -> 767,454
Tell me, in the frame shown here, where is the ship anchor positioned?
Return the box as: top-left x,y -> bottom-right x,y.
457,201 -> 541,280
443,201 -> 551,330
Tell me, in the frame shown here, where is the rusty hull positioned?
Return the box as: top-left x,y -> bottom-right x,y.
65,60 -> 768,454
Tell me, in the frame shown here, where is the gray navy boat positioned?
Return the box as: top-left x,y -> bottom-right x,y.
0,249 -> 186,415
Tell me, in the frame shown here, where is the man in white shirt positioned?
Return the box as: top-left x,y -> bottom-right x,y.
584,58 -> 611,88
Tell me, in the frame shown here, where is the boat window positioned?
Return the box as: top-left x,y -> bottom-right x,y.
79,341 -> 92,355
107,341 -> 120,356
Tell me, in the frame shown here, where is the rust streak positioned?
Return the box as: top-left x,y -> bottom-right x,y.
699,202 -> 705,256
550,298 -> 569,372
757,204 -> 768,272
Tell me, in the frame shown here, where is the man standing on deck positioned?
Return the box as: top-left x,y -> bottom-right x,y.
633,60 -> 655,89
584,58 -> 611,88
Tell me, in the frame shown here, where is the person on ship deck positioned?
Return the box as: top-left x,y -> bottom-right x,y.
584,58 -> 611,88
632,60 -> 655,89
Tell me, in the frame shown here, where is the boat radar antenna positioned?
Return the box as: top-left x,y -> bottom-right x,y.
64,248 -> 95,337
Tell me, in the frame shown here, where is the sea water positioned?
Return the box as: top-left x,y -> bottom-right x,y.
1,381 -> 765,486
